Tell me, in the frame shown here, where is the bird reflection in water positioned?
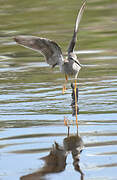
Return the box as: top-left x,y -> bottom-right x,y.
20,81 -> 83,180
20,129 -> 84,180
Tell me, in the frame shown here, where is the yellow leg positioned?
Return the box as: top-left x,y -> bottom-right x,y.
62,75 -> 68,94
74,79 -> 78,128
64,116 -> 68,126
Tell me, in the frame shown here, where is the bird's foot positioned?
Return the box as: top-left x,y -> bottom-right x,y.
64,116 -> 68,126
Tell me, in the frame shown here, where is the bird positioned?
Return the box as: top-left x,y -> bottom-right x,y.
14,1 -> 86,127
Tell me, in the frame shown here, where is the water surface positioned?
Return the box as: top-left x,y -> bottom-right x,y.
0,0 -> 117,180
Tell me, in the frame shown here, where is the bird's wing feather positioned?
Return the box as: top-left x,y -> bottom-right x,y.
68,1 -> 86,54
14,35 -> 64,67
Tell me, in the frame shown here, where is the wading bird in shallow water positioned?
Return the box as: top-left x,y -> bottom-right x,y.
14,1 -> 86,127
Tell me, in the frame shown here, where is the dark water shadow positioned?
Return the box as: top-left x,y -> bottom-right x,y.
20,83 -> 84,180
71,82 -> 79,117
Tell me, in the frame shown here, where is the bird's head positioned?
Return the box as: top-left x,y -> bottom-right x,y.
69,52 -> 77,61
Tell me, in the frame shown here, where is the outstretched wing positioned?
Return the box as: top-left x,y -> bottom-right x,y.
68,1 -> 86,54
14,35 -> 64,67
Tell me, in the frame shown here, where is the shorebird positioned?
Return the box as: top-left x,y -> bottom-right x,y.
14,1 -> 86,127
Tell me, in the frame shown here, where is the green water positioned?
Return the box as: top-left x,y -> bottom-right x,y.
0,0 -> 117,180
